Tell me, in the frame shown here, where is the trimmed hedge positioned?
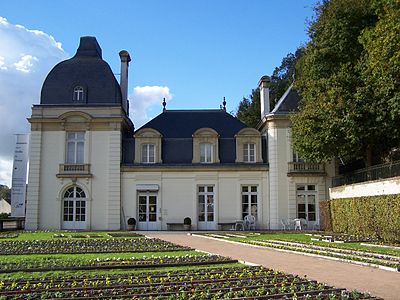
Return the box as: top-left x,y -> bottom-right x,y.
322,195 -> 400,243
319,200 -> 332,231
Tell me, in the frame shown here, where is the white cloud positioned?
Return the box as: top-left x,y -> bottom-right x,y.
0,158 -> 12,187
129,86 -> 173,128
14,54 -> 39,73
0,16 -> 68,186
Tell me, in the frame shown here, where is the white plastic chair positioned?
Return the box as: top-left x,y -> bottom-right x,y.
281,219 -> 290,230
294,218 -> 302,230
244,215 -> 256,230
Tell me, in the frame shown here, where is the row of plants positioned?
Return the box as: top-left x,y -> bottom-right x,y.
309,233 -> 377,243
0,238 -> 191,255
0,266 -> 377,299
0,254 -> 236,273
107,232 -> 143,238
205,234 -> 400,271
0,232 -> 18,239
205,232 -> 400,256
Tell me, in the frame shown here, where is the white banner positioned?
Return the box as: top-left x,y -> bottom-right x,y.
11,134 -> 29,217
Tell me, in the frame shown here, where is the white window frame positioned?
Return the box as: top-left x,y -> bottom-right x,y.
243,143 -> 256,163
198,185 -> 214,223
66,132 -> 85,164
200,143 -> 213,163
241,185 -> 258,220
296,184 -> 317,222
73,86 -> 84,101
141,144 -> 155,164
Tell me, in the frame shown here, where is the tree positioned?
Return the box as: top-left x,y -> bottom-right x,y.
269,48 -> 304,109
0,185 -> 11,202
236,88 -> 260,128
236,50 -> 302,127
291,0 -> 399,165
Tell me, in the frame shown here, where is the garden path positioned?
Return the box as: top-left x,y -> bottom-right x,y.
144,231 -> 400,300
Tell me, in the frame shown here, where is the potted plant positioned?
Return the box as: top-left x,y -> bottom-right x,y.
183,217 -> 191,231
127,218 -> 136,231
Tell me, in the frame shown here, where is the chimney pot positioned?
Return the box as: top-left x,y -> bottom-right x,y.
258,75 -> 270,119
119,50 -> 131,115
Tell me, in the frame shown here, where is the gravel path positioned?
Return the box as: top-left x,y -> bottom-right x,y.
144,231 -> 400,300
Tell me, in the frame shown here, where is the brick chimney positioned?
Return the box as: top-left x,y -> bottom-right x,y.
258,75 -> 270,119
119,50 -> 131,115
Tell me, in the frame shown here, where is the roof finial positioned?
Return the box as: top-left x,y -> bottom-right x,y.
222,97 -> 226,111
162,98 -> 166,111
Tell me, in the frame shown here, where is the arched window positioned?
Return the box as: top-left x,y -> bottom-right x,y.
73,86 -> 84,101
63,186 -> 87,229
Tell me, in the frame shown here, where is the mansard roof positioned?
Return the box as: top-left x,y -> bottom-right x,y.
40,36 -> 123,106
271,85 -> 300,115
138,109 -> 248,138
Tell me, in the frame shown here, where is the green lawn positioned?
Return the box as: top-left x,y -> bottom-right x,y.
0,230 -> 142,240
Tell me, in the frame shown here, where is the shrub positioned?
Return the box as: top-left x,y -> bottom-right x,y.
319,200 -> 332,231
326,194 -> 400,243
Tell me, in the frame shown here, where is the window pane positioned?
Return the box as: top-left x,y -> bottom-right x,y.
198,186 -> 205,193
207,186 -> 213,193
207,213 -> 214,222
251,186 -> 257,193
251,195 -> 257,204
148,145 -> 155,163
242,186 -> 248,193
141,145 -> 148,162
243,144 -> 249,162
76,132 -> 85,140
67,142 -> 75,163
307,185 -> 316,191
76,142 -> 84,163
297,185 -> 305,191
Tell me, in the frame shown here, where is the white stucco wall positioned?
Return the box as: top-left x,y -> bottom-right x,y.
330,176 -> 400,199
121,170 -> 269,230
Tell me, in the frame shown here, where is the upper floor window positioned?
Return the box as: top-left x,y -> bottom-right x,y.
73,86 -> 84,101
243,143 -> 256,162
66,132 -> 84,164
200,143 -> 213,163
141,144 -> 155,163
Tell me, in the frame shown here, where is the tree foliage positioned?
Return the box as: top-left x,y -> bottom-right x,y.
0,184 -> 11,202
236,88 -> 260,128
236,50 -> 302,127
292,0 -> 400,164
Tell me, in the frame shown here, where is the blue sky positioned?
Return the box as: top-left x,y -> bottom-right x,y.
0,0 -> 316,185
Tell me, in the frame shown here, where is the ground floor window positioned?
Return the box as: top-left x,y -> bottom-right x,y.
198,186 -> 214,222
241,185 -> 257,220
62,186 -> 87,229
296,184 -> 316,221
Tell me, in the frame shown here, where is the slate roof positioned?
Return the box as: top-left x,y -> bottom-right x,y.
121,109 -> 268,165
137,110 -> 247,138
40,36 -> 123,106
271,85 -> 300,114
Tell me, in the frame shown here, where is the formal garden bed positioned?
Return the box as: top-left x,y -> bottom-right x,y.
199,232 -> 400,271
0,237 -> 191,255
0,231 -> 381,299
0,254 -> 235,273
0,265 -> 379,299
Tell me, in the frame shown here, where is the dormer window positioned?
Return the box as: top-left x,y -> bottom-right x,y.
243,143 -> 256,163
73,86 -> 84,101
200,143 -> 213,163
141,144 -> 155,164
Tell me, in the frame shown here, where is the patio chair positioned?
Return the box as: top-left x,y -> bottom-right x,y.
294,218 -> 302,230
281,219 -> 291,230
244,215 -> 256,230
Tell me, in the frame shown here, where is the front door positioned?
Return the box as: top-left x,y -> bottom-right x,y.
137,193 -> 159,230
296,184 -> 317,228
198,186 -> 216,230
62,186 -> 87,230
